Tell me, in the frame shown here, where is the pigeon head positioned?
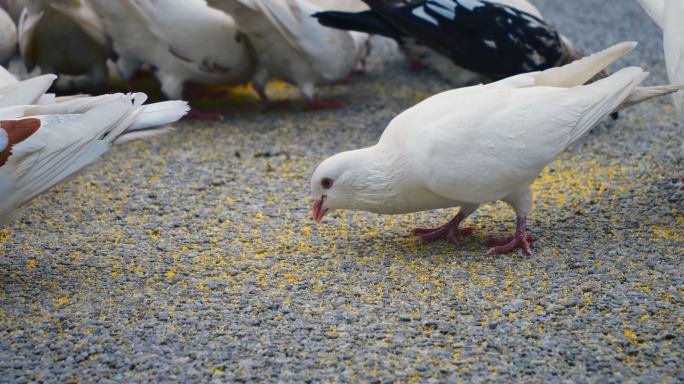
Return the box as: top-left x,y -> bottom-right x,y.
310,150 -> 368,223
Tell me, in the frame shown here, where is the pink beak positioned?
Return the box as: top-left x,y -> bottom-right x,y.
6,0 -> 12,8
311,196 -> 326,224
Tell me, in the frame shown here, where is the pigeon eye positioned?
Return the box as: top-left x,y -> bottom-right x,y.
321,178 -> 333,189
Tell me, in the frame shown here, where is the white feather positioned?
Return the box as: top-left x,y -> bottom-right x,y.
207,0 -> 369,100
0,74 -> 58,108
0,79 -> 189,226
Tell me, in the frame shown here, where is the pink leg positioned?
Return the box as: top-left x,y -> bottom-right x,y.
125,80 -> 137,94
681,175 -> 684,183
184,107 -> 223,121
184,82 -> 230,99
252,81 -> 293,111
410,212 -> 476,246
406,55 -> 429,71
132,68 -> 153,78
337,78 -> 353,85
352,40 -> 371,75
486,217 -> 533,255
303,99 -> 345,111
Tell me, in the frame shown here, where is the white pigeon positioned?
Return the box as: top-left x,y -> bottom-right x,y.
310,42 -> 682,255
0,6 -> 17,68
207,0 -> 370,110
306,0 -> 368,12
636,0 -> 684,125
18,0 -> 113,87
0,70 -> 189,227
90,0 -> 257,120
1,0 -> 23,24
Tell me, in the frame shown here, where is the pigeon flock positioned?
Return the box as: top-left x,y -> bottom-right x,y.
0,0 -> 682,259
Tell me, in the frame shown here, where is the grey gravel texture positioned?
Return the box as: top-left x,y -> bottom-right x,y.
2,0 -> 684,383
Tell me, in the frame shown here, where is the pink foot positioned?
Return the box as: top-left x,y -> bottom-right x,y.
132,68 -> 153,78
681,175 -> 684,183
125,80 -> 137,94
353,40 -> 371,76
410,213 -> 475,245
252,80 -> 294,111
184,83 -> 230,99
486,217 -> 533,255
406,55 -> 429,71
261,99 -> 294,111
184,107 -> 223,121
303,99 -> 345,111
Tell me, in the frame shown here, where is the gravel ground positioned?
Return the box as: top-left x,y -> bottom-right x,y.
2,0 -> 684,383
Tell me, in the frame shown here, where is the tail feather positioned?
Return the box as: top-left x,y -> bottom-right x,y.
566,67 -> 648,144
113,126 -> 175,146
127,100 -> 190,132
313,10 -> 404,40
612,85 -> 684,113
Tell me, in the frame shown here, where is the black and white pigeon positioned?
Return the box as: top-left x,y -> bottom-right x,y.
314,0 -> 605,86
310,42 -> 681,255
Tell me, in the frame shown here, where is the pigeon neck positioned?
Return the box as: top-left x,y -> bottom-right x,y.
344,147 -> 408,213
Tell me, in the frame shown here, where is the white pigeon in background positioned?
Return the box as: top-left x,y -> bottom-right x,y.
18,0 -> 113,87
1,0 -> 22,24
0,66 -> 190,227
636,0 -> 684,124
207,0 -> 370,110
90,0 -> 257,120
0,6 -> 17,68
307,0 -> 368,12
310,42 -> 682,255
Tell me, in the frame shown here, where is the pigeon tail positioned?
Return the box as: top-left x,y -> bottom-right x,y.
313,10 -> 404,40
566,67 -> 649,145
612,84 -> 684,113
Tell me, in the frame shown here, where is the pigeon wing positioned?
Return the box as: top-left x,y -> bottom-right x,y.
407,67 -> 648,204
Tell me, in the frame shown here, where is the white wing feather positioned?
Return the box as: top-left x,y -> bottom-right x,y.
0,75 -> 58,108
403,66 -> 648,204
0,66 -> 18,87
496,42 -> 637,89
0,95 -> 189,225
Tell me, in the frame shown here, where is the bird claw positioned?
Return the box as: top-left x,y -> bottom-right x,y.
303,99 -> 345,111
260,99 -> 294,111
486,233 -> 533,255
183,107 -> 224,121
411,213 -> 475,246
486,233 -> 533,246
406,55 -> 429,71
